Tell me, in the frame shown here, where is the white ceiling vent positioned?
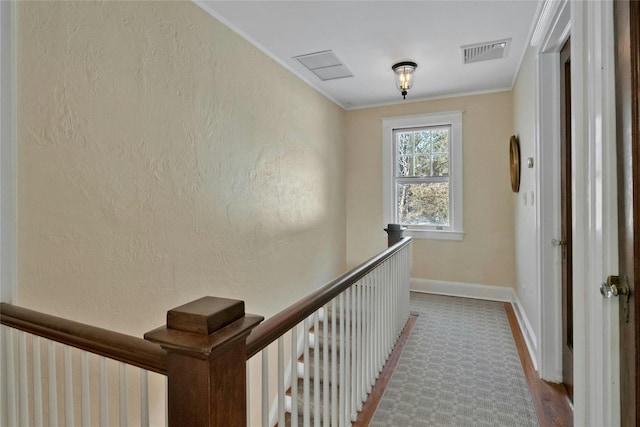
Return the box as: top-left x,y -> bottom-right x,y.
294,50 -> 353,81
461,39 -> 511,64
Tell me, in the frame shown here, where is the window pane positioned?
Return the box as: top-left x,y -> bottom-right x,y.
396,132 -> 412,155
414,131 -> 431,154
414,155 -> 431,176
397,155 -> 412,177
396,182 -> 449,226
432,154 -> 449,176
432,129 -> 449,152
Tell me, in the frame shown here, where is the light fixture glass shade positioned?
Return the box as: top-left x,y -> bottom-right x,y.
392,61 -> 418,99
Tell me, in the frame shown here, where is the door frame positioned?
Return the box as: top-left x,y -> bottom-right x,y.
534,0 -> 619,425
570,1 -> 619,425
533,0 -> 569,384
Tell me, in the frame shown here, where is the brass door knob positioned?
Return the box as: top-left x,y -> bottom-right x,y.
600,276 -> 629,298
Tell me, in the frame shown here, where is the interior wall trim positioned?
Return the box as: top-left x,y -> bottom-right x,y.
512,292 -> 540,373
410,278 -> 513,302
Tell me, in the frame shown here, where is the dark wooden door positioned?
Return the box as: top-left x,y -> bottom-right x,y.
614,1 -> 639,425
559,37 -> 574,402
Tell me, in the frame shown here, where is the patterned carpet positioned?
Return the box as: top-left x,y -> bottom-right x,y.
370,293 -> 539,427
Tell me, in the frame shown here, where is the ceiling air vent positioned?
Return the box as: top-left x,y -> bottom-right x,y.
462,39 -> 511,64
294,50 -> 353,81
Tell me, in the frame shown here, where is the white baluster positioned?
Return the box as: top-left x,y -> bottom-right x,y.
99,357 -> 108,427
64,346 -> 74,427
366,277 -> 376,394
81,352 -> 90,427
119,363 -> 128,426
386,260 -> 392,354
352,284 -> 360,418
344,288 -> 351,426
48,340 -> 59,427
330,300 -> 337,426
313,311 -> 320,427
361,281 -> 368,400
377,265 -> 383,371
392,256 -> 396,336
291,324 -> 298,425
33,336 -> 43,427
246,361 -> 251,427
261,349 -> 269,427
140,369 -> 149,427
19,331 -> 29,425
6,328 -> 17,427
278,337 -> 285,427
356,283 -> 363,411
338,293 -> 345,427
303,316 -> 311,427
322,303 -> 329,427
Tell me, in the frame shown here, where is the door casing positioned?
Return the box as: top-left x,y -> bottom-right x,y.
534,0 -> 620,425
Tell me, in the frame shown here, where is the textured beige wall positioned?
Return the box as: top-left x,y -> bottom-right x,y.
512,45 -> 539,335
17,1 -> 345,336
345,92 -> 516,287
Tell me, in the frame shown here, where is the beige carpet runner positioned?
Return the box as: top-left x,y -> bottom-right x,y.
370,292 -> 539,427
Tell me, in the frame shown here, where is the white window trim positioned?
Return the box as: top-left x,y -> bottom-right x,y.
382,111 -> 464,241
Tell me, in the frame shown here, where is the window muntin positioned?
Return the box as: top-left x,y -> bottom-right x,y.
393,126 -> 451,228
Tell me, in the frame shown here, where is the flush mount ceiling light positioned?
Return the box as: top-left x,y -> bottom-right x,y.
392,61 -> 418,100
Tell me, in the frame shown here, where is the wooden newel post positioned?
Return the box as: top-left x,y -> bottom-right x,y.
145,297 -> 263,427
384,223 -> 407,247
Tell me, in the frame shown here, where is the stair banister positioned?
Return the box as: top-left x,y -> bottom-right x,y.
245,236 -> 411,358
2,231 -> 410,427
0,302 -> 167,374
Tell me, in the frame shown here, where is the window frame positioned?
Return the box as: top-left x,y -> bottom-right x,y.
382,111 -> 464,241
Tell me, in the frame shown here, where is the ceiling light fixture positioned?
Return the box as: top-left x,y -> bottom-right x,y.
392,61 -> 418,100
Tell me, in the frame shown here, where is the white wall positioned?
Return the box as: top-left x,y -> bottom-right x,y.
512,45 -> 540,344
16,1 -> 346,337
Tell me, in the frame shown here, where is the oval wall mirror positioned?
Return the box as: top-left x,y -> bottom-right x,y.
510,135 -> 521,193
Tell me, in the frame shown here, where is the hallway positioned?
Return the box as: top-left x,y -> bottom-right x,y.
360,293 -> 572,426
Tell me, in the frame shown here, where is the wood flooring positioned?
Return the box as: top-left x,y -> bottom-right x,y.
505,303 -> 574,427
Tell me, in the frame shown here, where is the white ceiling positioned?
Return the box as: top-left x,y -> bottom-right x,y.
197,1 -> 541,110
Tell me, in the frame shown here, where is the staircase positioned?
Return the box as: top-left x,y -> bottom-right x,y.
279,299 -> 371,427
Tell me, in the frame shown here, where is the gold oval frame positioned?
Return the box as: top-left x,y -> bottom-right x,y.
510,135 -> 521,193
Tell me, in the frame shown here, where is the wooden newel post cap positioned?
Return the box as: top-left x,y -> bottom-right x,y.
145,297 -> 263,427
384,223 -> 407,247
144,296 -> 263,357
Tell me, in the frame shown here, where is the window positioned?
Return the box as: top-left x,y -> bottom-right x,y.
382,111 -> 463,240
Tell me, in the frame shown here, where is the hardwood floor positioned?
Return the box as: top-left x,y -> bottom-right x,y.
505,303 -> 574,427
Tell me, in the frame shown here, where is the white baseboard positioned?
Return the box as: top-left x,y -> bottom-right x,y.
410,278 -> 513,302
510,292 -> 538,371
410,278 -> 538,371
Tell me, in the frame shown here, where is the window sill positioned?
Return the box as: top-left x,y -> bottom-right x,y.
403,229 -> 465,241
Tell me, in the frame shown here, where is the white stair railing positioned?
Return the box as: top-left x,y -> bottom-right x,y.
0,323 -> 167,427
1,234 -> 410,427
245,237 -> 411,427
